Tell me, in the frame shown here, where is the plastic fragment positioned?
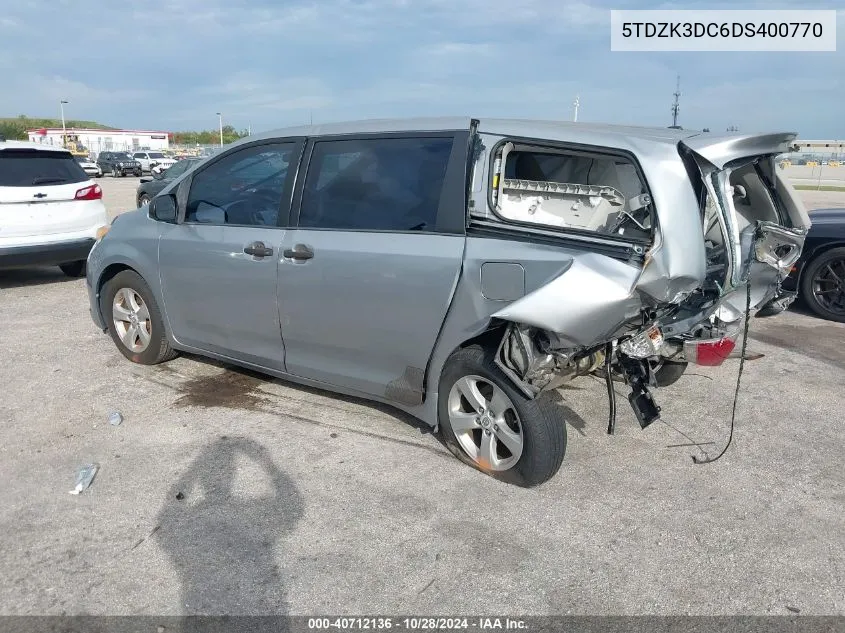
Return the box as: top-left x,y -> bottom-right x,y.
69,463 -> 99,495
108,411 -> 123,426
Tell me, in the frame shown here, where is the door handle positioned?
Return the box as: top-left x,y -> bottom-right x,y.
283,244 -> 314,261
243,241 -> 274,257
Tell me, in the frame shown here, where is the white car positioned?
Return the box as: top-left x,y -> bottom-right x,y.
0,141 -> 110,277
74,155 -> 103,178
132,151 -> 176,174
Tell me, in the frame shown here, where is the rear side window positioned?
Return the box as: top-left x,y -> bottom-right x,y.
0,150 -> 88,187
299,136 -> 453,232
490,143 -> 653,241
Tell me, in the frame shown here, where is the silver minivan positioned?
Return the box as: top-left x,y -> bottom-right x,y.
86,118 -> 810,486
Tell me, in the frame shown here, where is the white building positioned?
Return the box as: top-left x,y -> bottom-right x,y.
27,127 -> 171,156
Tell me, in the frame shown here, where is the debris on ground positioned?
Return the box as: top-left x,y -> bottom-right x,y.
69,463 -> 99,495
108,411 -> 123,426
175,492 -> 184,501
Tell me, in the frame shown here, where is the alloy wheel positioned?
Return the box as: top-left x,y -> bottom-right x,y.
811,257 -> 845,317
447,374 -> 524,471
112,288 -> 152,353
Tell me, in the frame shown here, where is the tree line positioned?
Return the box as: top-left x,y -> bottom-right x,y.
0,115 -> 248,145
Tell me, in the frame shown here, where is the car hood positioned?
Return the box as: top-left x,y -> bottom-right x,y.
807,207 -> 845,225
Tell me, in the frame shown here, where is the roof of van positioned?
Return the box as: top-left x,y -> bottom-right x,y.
251,117 -> 706,145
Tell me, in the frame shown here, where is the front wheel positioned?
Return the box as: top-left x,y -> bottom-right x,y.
800,247 -> 845,323
100,270 -> 178,365
438,345 -> 567,487
138,193 -> 151,207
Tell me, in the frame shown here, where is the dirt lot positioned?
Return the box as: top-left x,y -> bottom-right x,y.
0,176 -> 843,616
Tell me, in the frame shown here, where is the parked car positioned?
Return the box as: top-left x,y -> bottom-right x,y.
759,208 -> 845,323
1,141 -> 109,277
133,151 -> 176,174
74,154 -> 103,178
85,118 -> 809,486
96,151 -> 142,177
135,158 -> 202,207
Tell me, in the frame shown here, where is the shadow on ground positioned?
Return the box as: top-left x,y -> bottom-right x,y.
0,266 -> 79,289
154,437 -> 304,624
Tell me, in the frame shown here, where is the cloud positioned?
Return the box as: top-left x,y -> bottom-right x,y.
0,0 -> 841,137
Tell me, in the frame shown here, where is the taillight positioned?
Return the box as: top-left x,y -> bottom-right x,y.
683,335 -> 737,366
75,184 -> 102,201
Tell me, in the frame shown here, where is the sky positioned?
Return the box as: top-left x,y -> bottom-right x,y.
0,0 -> 843,137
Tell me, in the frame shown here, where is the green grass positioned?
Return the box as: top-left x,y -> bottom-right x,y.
793,185 -> 845,192
0,116 -> 115,129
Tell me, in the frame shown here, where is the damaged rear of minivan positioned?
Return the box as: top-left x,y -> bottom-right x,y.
436,121 -> 809,486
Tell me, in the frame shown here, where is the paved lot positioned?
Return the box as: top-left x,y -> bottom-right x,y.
0,177 -> 843,616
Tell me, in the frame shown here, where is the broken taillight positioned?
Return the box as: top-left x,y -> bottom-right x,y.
683,335 -> 737,366
75,184 -> 102,201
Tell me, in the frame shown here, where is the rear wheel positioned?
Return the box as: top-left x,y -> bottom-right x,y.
438,345 -> 567,487
100,270 -> 178,365
800,247 -> 845,323
59,261 -> 86,278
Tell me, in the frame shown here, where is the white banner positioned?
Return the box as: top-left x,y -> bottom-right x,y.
610,9 -> 837,52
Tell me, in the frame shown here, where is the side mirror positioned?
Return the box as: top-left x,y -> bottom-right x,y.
149,194 -> 177,222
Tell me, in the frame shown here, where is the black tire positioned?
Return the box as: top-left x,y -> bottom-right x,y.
59,260 -> 86,278
138,193 -> 151,207
800,247 -> 845,323
438,344 -> 567,487
653,360 -> 688,387
134,169 -> 142,177
100,270 -> 178,365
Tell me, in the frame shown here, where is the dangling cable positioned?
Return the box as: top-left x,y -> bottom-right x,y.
605,342 -> 617,435
693,280 -> 752,465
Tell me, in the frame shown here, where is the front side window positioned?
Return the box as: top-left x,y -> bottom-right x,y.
299,136 -> 453,232
185,142 -> 295,226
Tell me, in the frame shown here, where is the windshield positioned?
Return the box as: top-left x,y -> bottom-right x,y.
118,153 -> 133,160
0,150 -> 89,187
74,155 -> 89,163
149,152 -> 165,159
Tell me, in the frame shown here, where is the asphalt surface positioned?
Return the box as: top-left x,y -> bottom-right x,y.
0,176 -> 843,616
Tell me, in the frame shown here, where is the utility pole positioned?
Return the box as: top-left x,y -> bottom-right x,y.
216,112 -> 223,146
572,95 -> 580,122
60,100 -> 68,148
670,75 -> 680,128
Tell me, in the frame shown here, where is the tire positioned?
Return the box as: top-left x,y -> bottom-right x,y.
652,360 -> 688,387
100,270 -> 178,365
59,260 -> 86,278
438,344 -> 567,487
134,169 -> 142,177
800,247 -> 845,323
138,193 -> 151,207
111,166 -> 119,177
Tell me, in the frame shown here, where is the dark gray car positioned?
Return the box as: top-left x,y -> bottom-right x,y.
85,117 -> 810,486
136,158 -> 201,207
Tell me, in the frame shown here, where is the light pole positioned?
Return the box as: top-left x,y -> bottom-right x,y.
216,112 -> 223,147
572,95 -> 580,122
60,100 -> 68,148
